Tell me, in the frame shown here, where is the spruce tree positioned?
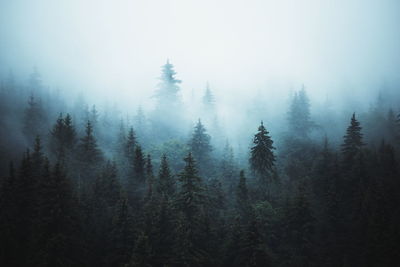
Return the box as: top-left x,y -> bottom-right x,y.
155,60 -> 182,110
78,121 -> 103,165
145,154 -> 155,199
174,153 -> 209,266
0,162 -> 18,266
341,113 -> 364,168
188,119 -> 213,176
249,121 -> 276,198
23,94 -> 47,143
288,86 -> 313,139
202,83 -> 215,111
156,154 -> 175,197
236,170 -> 251,220
125,127 -> 137,161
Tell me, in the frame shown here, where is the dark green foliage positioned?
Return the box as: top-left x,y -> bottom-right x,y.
189,119 -> 213,176
50,113 -> 77,161
174,153 -> 210,266
287,87 -> 313,139
2,75 -> 400,267
125,127 -> 137,161
23,95 -> 47,143
249,121 -> 276,199
77,120 -> 103,165
341,113 -> 364,164
156,154 -> 176,197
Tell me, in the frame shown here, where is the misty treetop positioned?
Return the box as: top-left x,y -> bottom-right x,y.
1,63 -> 400,267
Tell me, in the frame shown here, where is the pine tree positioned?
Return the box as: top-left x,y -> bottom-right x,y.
110,195 -> 135,266
156,154 -> 175,197
78,121 -> 103,165
341,113 -> 364,168
236,170 -> 251,220
174,153 -> 209,266
23,94 -> 47,143
125,127 -> 137,161
155,60 -> 182,110
288,86 -> 313,139
145,154 -> 155,199
134,145 -> 146,184
249,121 -> 276,198
0,162 -> 18,266
189,119 -> 213,176
50,113 -> 77,160
33,161 -> 82,266
202,83 -> 215,111
396,112 -> 400,146
220,140 -> 237,194
282,182 -> 315,267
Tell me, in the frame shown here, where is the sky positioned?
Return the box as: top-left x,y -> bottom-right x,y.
1,0 -> 400,110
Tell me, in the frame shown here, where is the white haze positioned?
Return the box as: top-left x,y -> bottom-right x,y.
1,0 -> 400,116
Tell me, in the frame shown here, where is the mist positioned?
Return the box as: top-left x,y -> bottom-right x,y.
1,1 -> 400,266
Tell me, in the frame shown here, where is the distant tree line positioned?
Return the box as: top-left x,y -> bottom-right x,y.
1,64 -> 400,266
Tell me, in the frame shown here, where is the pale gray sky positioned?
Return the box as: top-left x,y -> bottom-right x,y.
1,0 -> 399,109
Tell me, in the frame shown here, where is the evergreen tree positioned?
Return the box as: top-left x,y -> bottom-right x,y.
174,153 -> 209,266
202,83 -> 215,111
341,113 -> 364,168
219,140 -> 237,194
110,195 -> 135,266
50,113 -> 77,161
236,170 -> 251,220
134,145 -> 146,184
145,154 -> 155,198
0,162 -> 18,266
23,94 -> 47,143
288,86 -> 313,139
249,121 -> 276,199
125,127 -> 137,161
77,121 -> 103,166
156,154 -> 176,197
281,182 -> 315,267
33,161 -> 82,266
188,119 -> 213,177
154,60 -> 182,110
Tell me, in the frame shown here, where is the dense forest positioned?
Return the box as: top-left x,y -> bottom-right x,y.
1,62 -> 400,267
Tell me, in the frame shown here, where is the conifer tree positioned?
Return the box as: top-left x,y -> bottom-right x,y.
125,127 -> 137,161
155,60 -> 182,110
156,154 -> 175,197
220,140 -> 237,194
134,145 -> 146,184
23,95 -> 47,143
249,121 -> 276,198
0,162 -> 18,266
341,113 -> 364,168
145,154 -> 155,199
110,195 -> 135,266
287,86 -> 313,139
78,121 -> 103,165
174,153 -> 209,266
189,119 -> 213,176
236,170 -> 252,219
50,113 -> 77,160
202,83 -> 215,111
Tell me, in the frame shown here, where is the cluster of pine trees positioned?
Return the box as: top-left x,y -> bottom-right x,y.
1,64 -> 400,267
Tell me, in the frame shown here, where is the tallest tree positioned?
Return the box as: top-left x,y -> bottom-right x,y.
152,60 -> 185,139
155,60 -> 182,111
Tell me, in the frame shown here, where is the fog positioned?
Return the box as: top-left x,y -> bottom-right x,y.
1,0 -> 400,106
2,1 -> 400,266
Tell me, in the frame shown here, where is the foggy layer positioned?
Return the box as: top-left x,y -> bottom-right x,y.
1,0 -> 399,108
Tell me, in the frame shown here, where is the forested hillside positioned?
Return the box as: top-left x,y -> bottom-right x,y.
1,62 -> 399,267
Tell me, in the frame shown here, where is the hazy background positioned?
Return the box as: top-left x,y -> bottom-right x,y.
1,0 -> 399,111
